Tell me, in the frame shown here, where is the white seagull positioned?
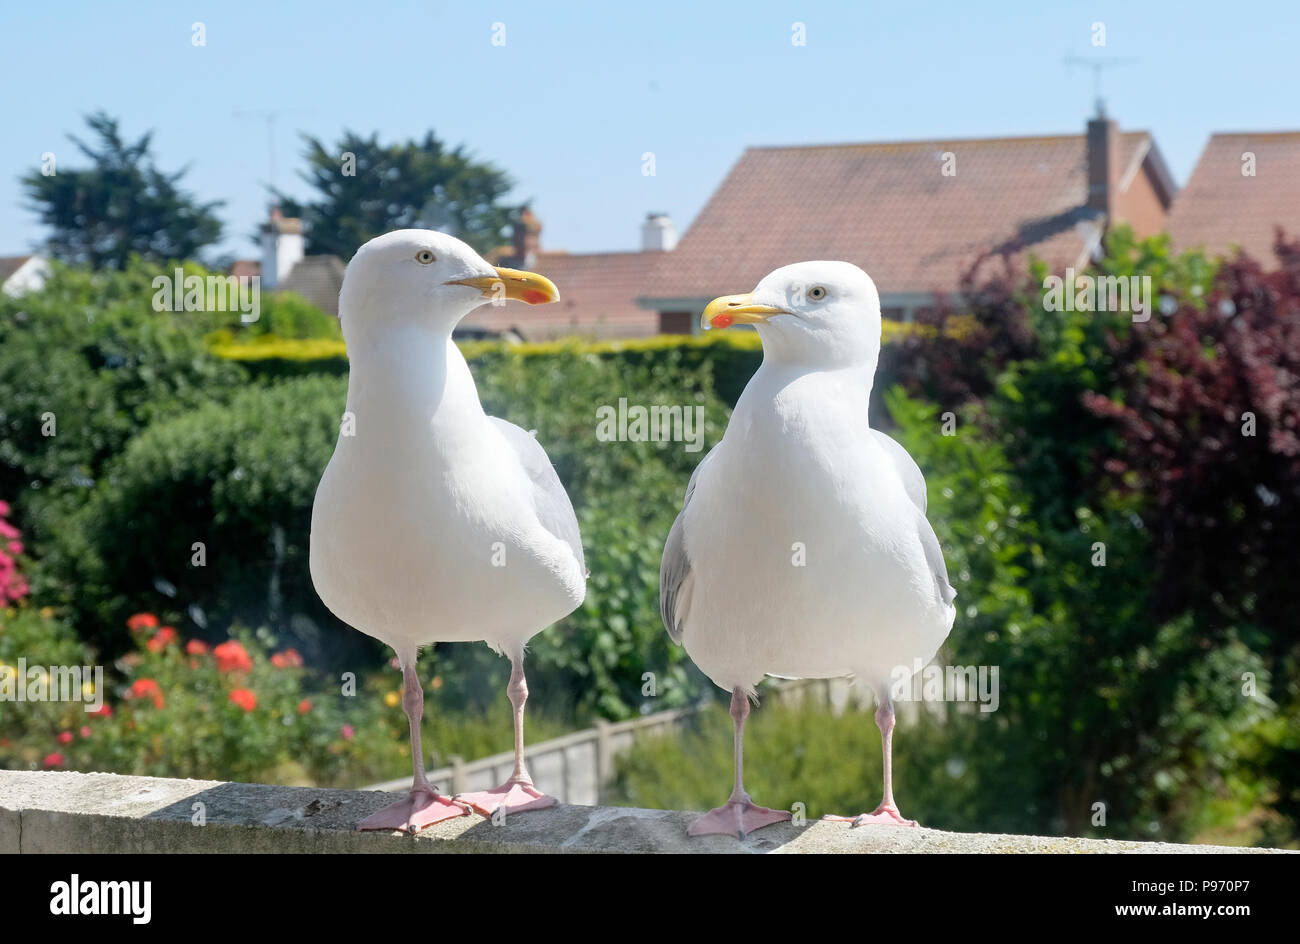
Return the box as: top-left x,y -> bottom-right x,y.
660,261 -> 957,838
310,230 -> 585,832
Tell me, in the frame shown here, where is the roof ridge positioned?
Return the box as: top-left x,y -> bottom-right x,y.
744,130 -> 1149,152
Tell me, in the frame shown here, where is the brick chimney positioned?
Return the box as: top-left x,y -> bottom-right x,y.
511,208 -> 541,269
1086,111 -> 1121,223
259,205 -> 304,289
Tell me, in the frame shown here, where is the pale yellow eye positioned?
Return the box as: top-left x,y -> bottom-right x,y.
808,285 -> 827,301
415,250 -> 436,265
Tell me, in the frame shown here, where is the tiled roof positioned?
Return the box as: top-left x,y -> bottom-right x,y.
277,255 -> 345,317
0,256 -> 34,282
461,249 -> 659,340
643,132 -> 1157,301
1167,132 -> 1300,262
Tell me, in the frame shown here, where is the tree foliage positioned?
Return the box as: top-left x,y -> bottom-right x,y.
273,130 -> 519,259
21,112 -> 224,269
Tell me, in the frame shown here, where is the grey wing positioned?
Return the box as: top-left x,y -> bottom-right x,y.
872,429 -> 956,607
491,417 -> 585,574
659,448 -> 715,644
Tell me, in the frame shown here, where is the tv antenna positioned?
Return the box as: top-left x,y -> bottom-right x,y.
1063,56 -> 1137,116
232,108 -> 308,192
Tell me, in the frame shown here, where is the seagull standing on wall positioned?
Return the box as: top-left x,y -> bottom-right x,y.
660,261 -> 957,838
310,231 -> 585,832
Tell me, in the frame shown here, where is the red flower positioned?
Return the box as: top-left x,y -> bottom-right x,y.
185,639 -> 209,655
127,678 -> 165,709
57,731 -> 73,744
80,726 -> 92,739
146,626 -> 178,652
127,613 -> 159,632
228,688 -> 257,712
88,703 -> 112,718
42,752 -> 64,769
297,699 -> 312,715
270,648 -> 303,669
213,641 -> 252,674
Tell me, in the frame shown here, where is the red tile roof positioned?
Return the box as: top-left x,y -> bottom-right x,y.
0,256 -> 35,282
642,132 -> 1161,302
461,249 -> 659,340
1167,132 -> 1300,262
277,255 -> 345,317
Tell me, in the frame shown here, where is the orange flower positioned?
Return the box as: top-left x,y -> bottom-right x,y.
127,613 -> 159,632
270,648 -> 304,669
297,699 -> 312,715
127,678 -> 165,709
146,626 -> 178,652
213,641 -> 252,674
228,688 -> 257,712
185,639 -> 209,655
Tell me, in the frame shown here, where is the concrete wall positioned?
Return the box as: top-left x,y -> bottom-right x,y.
1,771 -> 1287,854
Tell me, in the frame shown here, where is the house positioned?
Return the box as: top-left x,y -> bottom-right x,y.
461,209 -> 671,340
0,255 -> 50,297
638,112 -> 1176,328
1166,131 -> 1300,262
229,208 -> 346,317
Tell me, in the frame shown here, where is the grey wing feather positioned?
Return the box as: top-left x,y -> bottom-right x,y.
659,448 -> 715,643
491,418 -> 585,574
872,429 -> 956,607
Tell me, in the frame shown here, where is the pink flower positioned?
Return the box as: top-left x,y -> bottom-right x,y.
341,724 -> 355,741
127,613 -> 159,632
80,726 -> 92,739
42,752 -> 64,769
127,678 -> 165,709
146,626 -> 178,652
213,641 -> 253,674
57,731 -> 73,744
270,648 -> 303,669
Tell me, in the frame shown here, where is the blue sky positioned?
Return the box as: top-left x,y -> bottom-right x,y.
2,0 -> 1297,260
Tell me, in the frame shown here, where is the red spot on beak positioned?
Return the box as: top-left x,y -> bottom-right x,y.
711,313 -> 734,329
521,289 -> 551,305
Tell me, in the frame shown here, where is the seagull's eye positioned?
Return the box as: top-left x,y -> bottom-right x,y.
415,250 -> 436,265
808,285 -> 827,301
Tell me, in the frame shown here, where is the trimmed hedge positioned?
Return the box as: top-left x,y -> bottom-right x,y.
210,323 -> 919,404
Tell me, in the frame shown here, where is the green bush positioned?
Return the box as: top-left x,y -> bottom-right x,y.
47,347 -> 731,719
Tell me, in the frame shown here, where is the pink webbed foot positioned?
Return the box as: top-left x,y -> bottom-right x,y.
689,796 -> 791,839
822,803 -> 917,827
358,786 -> 471,833
456,779 -> 557,817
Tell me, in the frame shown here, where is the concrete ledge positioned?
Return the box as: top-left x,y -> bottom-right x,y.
0,771 -> 1288,854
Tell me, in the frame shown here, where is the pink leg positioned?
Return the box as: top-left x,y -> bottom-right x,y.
456,649 -> 556,816
688,687 -> 791,839
358,654 -> 470,832
824,692 -> 917,827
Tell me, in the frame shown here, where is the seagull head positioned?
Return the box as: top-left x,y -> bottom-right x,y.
701,261 -> 881,367
338,229 -> 559,342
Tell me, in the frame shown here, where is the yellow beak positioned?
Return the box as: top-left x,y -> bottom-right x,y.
700,293 -> 787,330
446,267 -> 560,306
